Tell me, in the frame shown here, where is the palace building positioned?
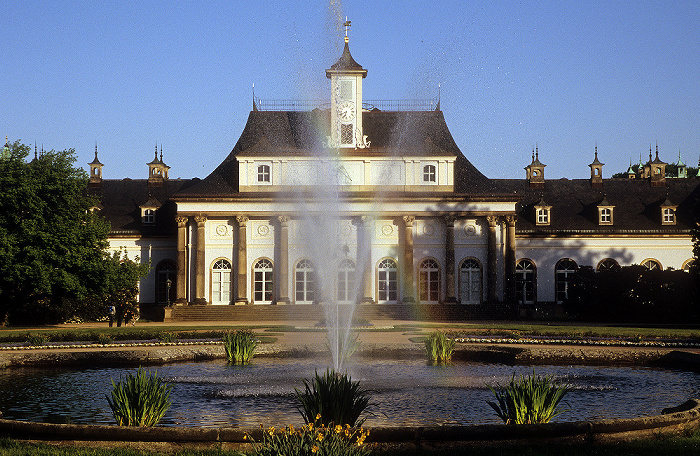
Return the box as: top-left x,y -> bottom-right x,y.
89,35 -> 699,320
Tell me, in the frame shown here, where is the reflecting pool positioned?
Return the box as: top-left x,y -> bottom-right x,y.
0,358 -> 697,427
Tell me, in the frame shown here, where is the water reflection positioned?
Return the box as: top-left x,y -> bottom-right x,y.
0,359 -> 696,427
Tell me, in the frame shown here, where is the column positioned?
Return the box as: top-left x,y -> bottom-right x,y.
505,215 -> 517,303
175,216 -> 188,305
194,215 -> 207,305
486,215 -> 498,303
277,215 -> 290,304
359,216 -> 374,304
402,215 -> 415,303
444,215 -> 457,303
235,216 -> 249,305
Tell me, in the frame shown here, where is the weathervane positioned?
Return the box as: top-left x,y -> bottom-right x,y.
343,17 -> 351,43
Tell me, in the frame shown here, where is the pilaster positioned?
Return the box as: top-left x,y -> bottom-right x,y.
277,215 -> 290,304
486,215 -> 499,303
175,216 -> 188,305
444,215 -> 457,303
193,215 -> 208,305
235,216 -> 249,305
402,215 -> 415,303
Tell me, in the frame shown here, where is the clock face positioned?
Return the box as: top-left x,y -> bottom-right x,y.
337,101 -> 355,121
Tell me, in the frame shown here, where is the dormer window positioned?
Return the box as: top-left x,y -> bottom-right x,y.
662,207 -> 676,225
599,207 -> 613,225
536,208 -> 550,225
423,164 -> 436,182
142,208 -> 155,224
257,164 -> 270,183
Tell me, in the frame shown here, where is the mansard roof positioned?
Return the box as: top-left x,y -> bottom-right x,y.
178,109 -> 491,197
93,178 -> 195,236
499,178 -> 699,233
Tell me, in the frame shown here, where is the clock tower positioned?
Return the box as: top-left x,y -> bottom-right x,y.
326,21 -> 368,149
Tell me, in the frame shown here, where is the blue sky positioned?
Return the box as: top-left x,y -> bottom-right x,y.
5,1 -> 699,180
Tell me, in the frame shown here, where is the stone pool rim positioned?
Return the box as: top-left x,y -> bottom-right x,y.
0,399 -> 698,449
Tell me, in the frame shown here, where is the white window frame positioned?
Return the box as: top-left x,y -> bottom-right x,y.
294,259 -> 315,304
419,258 -> 441,303
377,258 -> 398,303
257,164 -> 271,183
211,259 -> 232,304
459,258 -> 482,305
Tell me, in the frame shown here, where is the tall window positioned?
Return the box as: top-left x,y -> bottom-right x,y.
555,259 -> 577,303
211,259 -> 232,304
663,207 -> 676,224
143,209 -> 155,224
641,259 -> 662,271
597,258 -> 620,272
253,259 -> 274,304
419,259 -> 440,303
337,259 -> 356,303
459,258 -> 482,304
155,260 -> 176,304
423,165 -> 436,182
377,259 -> 398,302
295,259 -> 315,304
257,164 -> 270,183
515,259 -> 536,304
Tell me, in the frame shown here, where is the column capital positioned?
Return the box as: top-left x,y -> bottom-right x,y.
236,215 -> 249,225
175,216 -> 188,226
486,215 -> 499,227
278,215 -> 291,224
402,215 -> 415,225
194,215 -> 207,225
505,214 -> 517,226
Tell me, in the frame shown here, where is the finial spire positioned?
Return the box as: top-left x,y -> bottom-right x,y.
34,142 -> 38,160
155,144 -> 158,161
343,17 -> 351,43
160,144 -> 163,162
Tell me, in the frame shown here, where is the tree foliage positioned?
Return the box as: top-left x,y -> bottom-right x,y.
0,141 -> 148,325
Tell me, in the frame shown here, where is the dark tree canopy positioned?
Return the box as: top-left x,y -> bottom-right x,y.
0,141 -> 148,325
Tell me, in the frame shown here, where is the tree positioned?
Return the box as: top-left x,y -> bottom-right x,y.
0,141 -> 146,324
101,250 -> 150,327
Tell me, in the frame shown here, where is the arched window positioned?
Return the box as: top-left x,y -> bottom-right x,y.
155,259 -> 176,305
211,259 -> 232,304
295,259 -> 315,304
419,259 -> 440,303
597,258 -> 620,272
423,164 -> 436,182
377,259 -> 398,303
257,164 -> 270,183
515,259 -> 536,304
337,259 -> 356,303
641,259 -> 662,271
682,259 -> 694,272
142,208 -> 155,224
555,259 -> 578,303
253,259 -> 274,304
459,258 -> 482,305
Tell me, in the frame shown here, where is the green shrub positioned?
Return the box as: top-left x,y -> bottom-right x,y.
487,371 -> 569,424
424,331 -> 456,364
96,334 -> 113,345
296,369 -> 372,427
157,331 -> 178,343
222,329 -> 257,364
246,419 -> 370,456
26,333 -> 50,346
107,367 -> 172,426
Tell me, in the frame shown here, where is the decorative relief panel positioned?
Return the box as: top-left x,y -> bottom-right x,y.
376,220 -> 397,240
252,221 -> 273,240
459,219 -> 482,238
211,223 -> 232,239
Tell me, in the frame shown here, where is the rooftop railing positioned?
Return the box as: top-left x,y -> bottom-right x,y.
254,98 -> 439,112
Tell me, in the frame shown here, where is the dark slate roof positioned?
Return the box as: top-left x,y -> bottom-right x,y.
92,178 -> 196,235
327,41 -> 366,74
177,109 -> 491,197
493,178 -> 700,233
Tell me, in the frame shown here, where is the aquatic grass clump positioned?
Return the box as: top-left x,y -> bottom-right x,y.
222,329 -> 257,364
296,369 -> 372,427
487,370 -> 569,424
425,330 -> 456,364
107,367 -> 172,426
246,418 -> 370,456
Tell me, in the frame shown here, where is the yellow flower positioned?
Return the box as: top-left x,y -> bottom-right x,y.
267,426 -> 275,436
311,445 -> 319,453
316,413 -> 322,420
335,424 -> 343,434
316,432 -> 324,441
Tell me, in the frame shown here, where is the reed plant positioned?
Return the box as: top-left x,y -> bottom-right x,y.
222,329 -> 257,364
487,370 -> 569,424
246,419 -> 370,456
107,367 -> 172,426
296,369 -> 372,427
424,330 -> 456,364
